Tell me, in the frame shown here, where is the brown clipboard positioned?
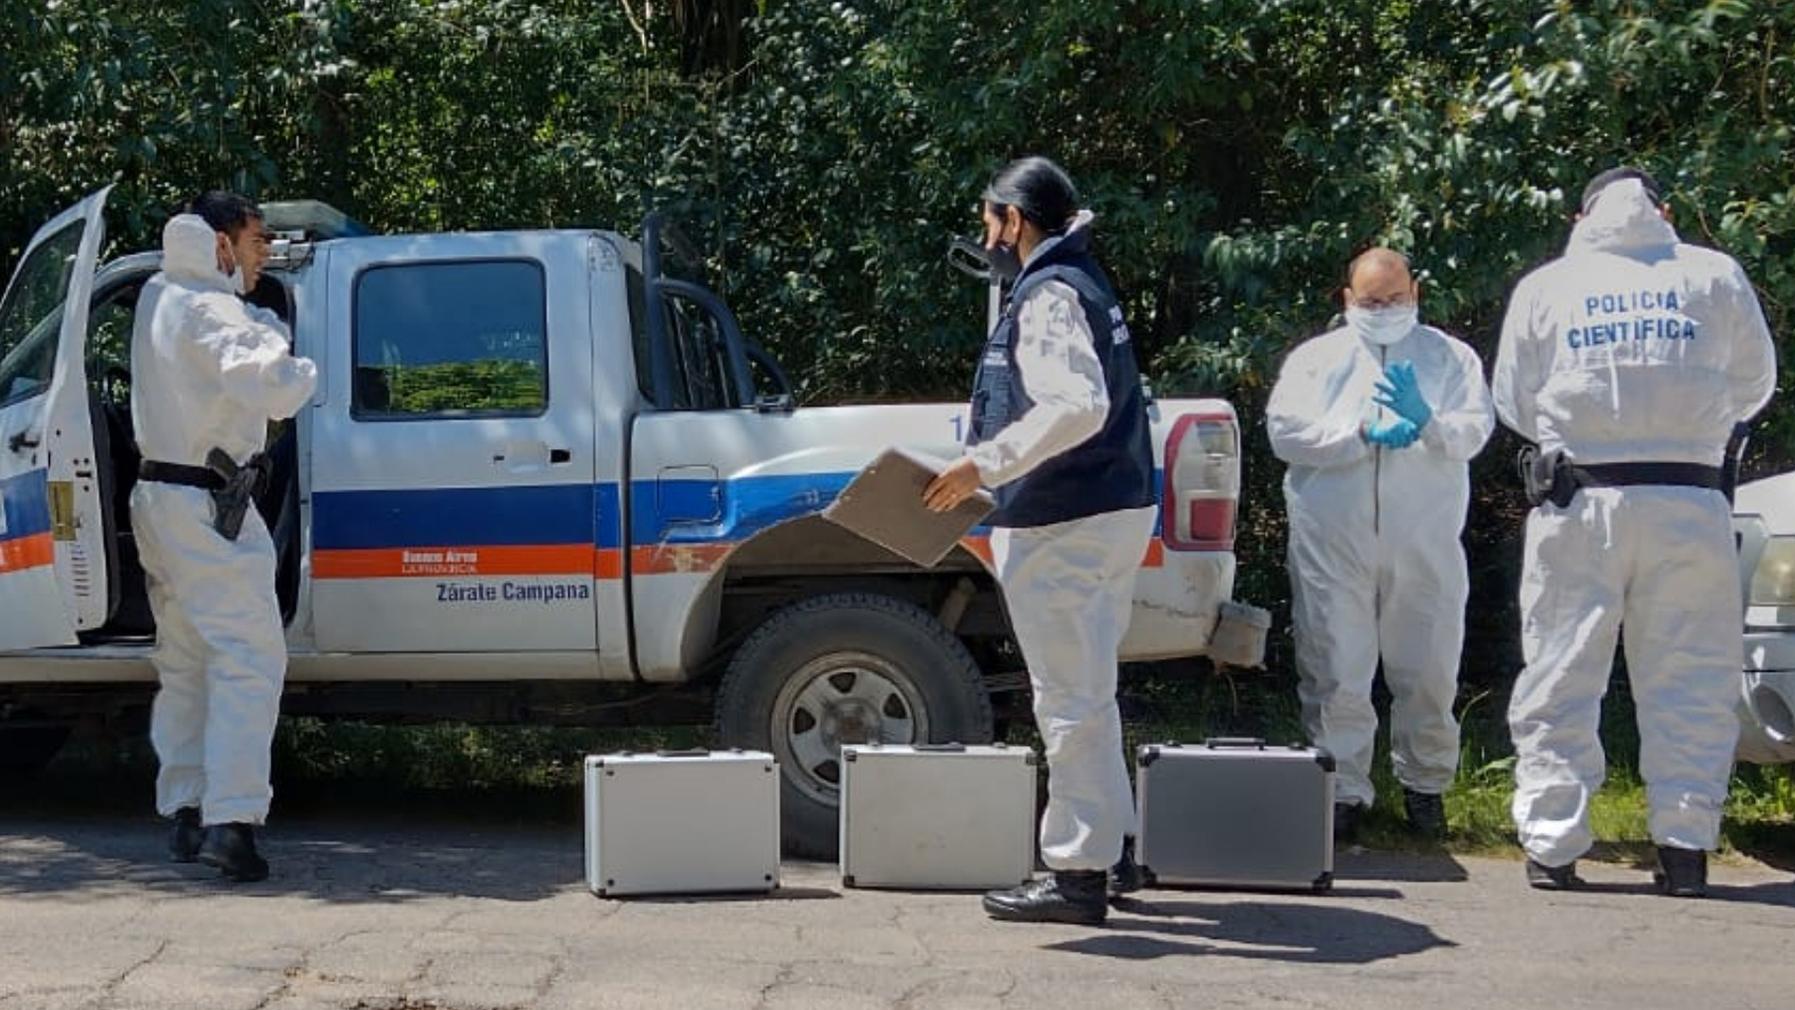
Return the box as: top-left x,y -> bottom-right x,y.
822,448 -> 995,568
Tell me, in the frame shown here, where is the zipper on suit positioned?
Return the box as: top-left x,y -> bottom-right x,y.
1373,344 -> 1386,537
1372,343 -> 1387,617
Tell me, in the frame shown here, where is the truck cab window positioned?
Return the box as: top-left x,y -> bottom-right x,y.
352,259 -> 548,419
87,284 -> 137,398
0,219 -> 84,407
626,262 -> 657,404
665,296 -> 733,410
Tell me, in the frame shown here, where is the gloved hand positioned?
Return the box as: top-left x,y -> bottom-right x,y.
1373,360 -> 1433,431
1365,417 -> 1421,449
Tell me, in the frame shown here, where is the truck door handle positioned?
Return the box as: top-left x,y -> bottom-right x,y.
8,430 -> 40,454
491,440 -> 568,472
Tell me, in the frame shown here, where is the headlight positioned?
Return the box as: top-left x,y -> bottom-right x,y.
1749,536 -> 1795,607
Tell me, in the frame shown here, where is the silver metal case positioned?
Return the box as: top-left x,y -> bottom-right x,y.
584,749 -> 781,897
839,743 -> 1038,890
1136,739 -> 1335,892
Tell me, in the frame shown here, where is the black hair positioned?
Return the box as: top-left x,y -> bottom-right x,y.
187,190 -> 264,236
1581,167 -> 1664,213
983,156 -> 1079,235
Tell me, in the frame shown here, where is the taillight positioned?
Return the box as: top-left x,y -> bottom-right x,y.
1163,411 -> 1239,551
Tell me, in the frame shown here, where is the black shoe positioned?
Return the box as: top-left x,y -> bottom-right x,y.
1403,789 -> 1447,840
1526,858 -> 1584,890
1654,846 -> 1708,898
1109,836 -> 1143,899
198,823 -> 269,883
983,871 -> 1108,925
1334,802 -> 1365,843
168,807 -> 203,863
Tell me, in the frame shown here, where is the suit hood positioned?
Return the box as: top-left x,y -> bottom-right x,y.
161,214 -> 232,291
1568,178 -> 1679,254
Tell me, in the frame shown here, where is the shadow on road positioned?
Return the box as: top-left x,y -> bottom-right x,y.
1548,877 -> 1795,906
0,817 -> 584,903
1708,880 -> 1795,905
1049,898 -> 1454,963
1334,847 -> 1471,883
0,761 -> 585,903
1573,841 -> 1795,906
620,884 -> 841,904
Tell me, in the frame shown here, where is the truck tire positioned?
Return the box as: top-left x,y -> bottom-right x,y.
714,592 -> 994,858
0,725 -> 71,775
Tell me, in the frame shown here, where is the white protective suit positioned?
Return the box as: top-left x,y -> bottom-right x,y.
969,213 -> 1156,872
1493,179 -> 1777,866
1267,322 -> 1494,808
131,214 -> 317,827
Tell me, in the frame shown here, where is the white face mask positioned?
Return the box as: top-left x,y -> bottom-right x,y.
217,236 -> 249,294
1346,304 -> 1417,346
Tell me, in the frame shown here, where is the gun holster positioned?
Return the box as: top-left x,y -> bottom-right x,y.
1721,421 -> 1751,505
203,448 -> 270,543
1518,445 -> 1576,509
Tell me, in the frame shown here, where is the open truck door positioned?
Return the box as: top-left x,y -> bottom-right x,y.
0,186 -> 114,650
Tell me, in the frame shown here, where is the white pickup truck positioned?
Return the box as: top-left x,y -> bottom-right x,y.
0,188 -> 1260,853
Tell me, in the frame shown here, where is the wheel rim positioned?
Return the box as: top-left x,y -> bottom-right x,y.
770,651 -> 930,806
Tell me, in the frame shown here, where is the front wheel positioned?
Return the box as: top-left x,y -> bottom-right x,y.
713,592 -> 994,858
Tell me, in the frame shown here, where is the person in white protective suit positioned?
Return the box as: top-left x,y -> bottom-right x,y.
923,157 -> 1157,925
132,194 -> 317,882
1267,248 -> 1494,843
1494,168 -> 1776,897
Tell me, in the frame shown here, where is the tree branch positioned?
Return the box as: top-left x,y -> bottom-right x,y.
619,0 -> 651,54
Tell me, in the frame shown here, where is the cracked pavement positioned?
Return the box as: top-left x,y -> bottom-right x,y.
2,801 -> 1793,1009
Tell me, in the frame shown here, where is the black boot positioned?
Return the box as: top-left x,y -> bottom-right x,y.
1109,836 -> 1143,899
198,823 -> 269,883
1654,846 -> 1708,898
1525,858 -> 1584,891
168,807 -> 203,863
1333,802 -> 1365,844
983,871 -> 1108,925
1403,788 -> 1447,840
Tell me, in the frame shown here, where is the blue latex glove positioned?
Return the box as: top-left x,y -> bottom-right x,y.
1365,417 -> 1421,449
1374,360 -> 1433,431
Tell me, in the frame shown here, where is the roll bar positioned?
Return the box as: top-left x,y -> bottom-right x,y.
642,213 -> 793,411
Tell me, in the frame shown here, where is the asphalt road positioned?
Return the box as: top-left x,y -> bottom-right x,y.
2,772 -> 1794,1010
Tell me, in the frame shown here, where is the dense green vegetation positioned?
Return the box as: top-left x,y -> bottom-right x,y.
373,359 -> 547,415
5,3 -> 1793,818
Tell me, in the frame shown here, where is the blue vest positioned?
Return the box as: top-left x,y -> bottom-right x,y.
966,229 -> 1156,528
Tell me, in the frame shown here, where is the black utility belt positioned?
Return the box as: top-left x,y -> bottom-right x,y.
1570,462 -> 1723,490
139,460 -> 226,491
1519,446 -> 1722,509
140,452 -> 269,542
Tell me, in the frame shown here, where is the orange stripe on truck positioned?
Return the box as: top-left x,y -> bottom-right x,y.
631,543 -> 736,575
1142,539 -> 1165,568
309,534 -> 1162,581
313,545 -> 599,580
0,532 -> 54,575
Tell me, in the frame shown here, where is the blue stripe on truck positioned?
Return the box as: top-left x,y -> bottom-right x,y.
0,469 -> 52,545
310,469 -> 1167,555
